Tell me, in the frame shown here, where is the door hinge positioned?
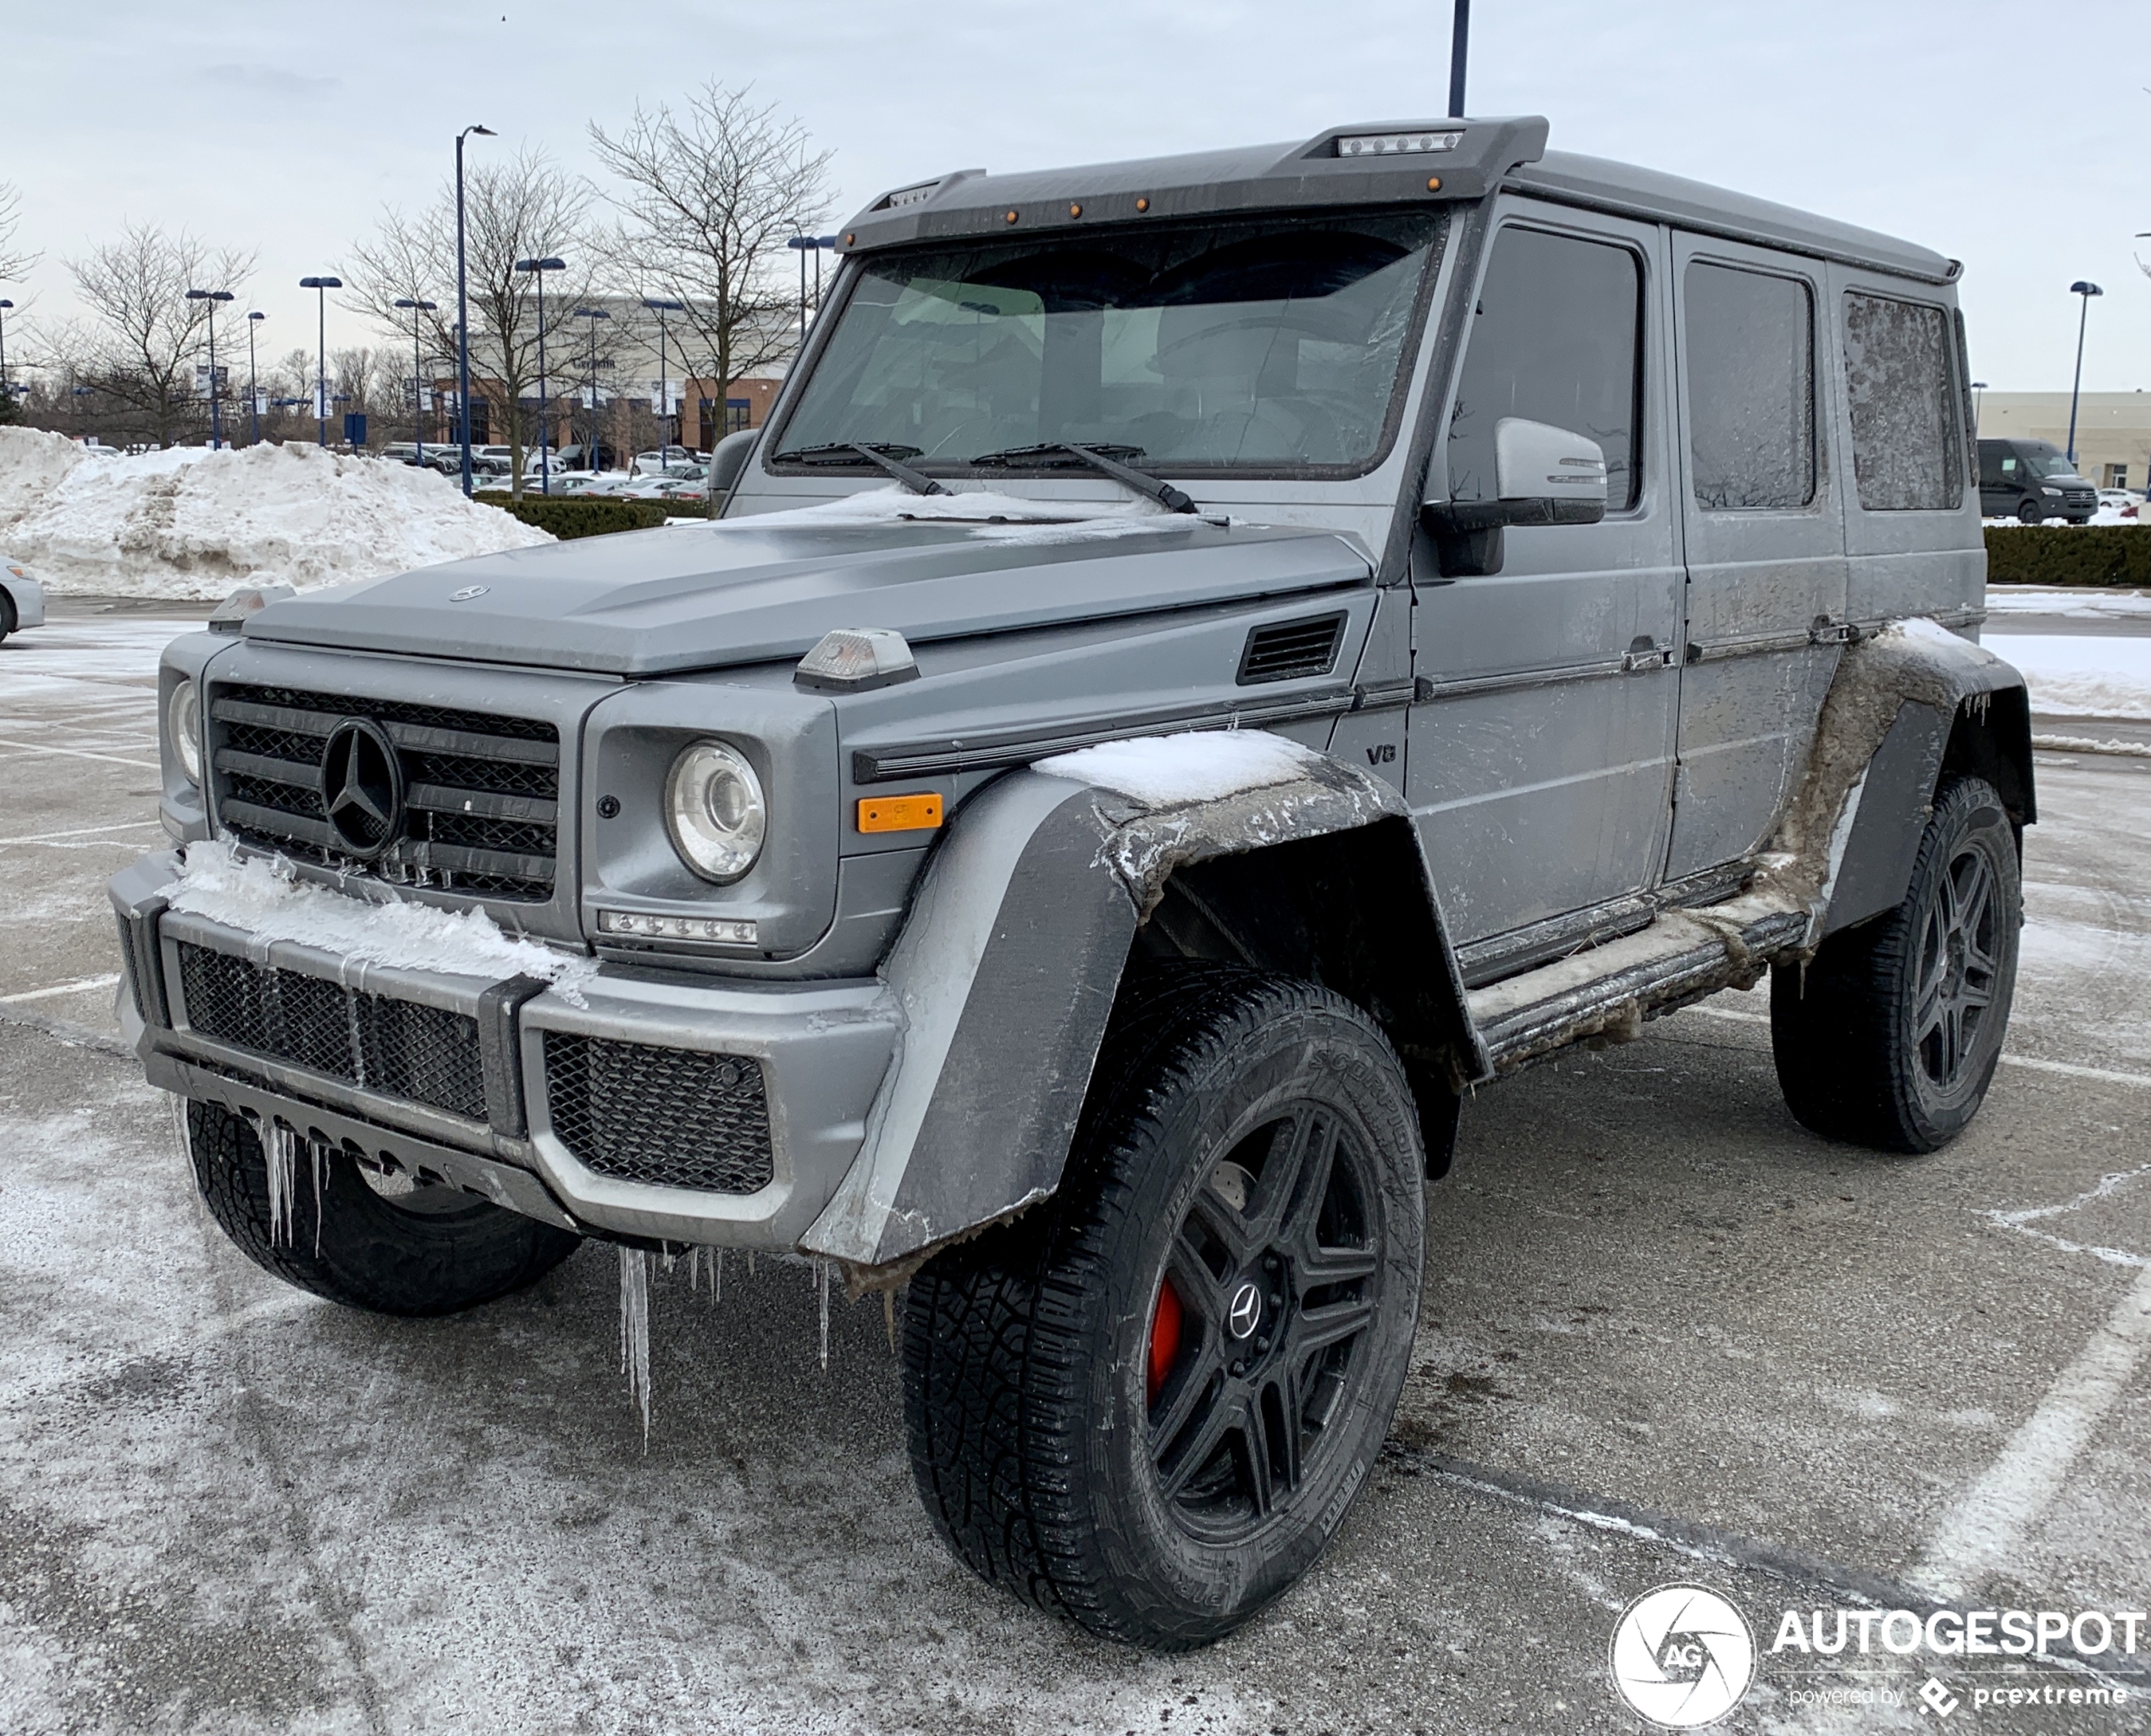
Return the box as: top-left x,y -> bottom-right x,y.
1809,616 -> 1859,646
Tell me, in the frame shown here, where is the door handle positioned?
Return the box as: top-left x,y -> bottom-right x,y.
1623,636 -> 1675,672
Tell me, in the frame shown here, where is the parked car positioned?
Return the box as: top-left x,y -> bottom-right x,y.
2095,488 -> 2139,518
549,442 -> 621,474
1977,438 -> 2097,523
0,553 -> 47,644
632,446 -> 699,476
119,118 -> 2029,1652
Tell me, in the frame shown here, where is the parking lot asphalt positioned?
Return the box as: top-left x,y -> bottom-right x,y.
3,612 -> 2148,1734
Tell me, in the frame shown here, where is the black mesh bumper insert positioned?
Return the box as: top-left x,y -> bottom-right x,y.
176,943 -> 488,1120
542,1030 -> 774,1196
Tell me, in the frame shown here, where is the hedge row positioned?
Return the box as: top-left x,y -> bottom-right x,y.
473,492 -> 672,539
1985,525 -> 2151,589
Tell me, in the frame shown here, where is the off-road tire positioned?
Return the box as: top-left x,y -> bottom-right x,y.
187,1097 -> 581,1313
0,589 -> 15,644
1771,775 -> 2021,1153
2016,495 -> 2043,524
902,967 -> 1424,1650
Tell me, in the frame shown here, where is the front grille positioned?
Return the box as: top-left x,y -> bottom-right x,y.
208,682 -> 561,902
177,943 -> 487,1120
543,1030 -> 774,1195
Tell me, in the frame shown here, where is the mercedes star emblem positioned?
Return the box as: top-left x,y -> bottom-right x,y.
318,717 -> 404,860
1227,1281 -> 1263,1341
449,584 -> 490,601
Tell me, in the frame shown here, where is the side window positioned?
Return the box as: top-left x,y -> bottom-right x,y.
1448,226 -> 1643,510
1684,261 -> 1816,511
1842,291 -> 1964,511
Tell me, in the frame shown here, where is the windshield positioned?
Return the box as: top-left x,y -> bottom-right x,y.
2021,444 -> 2081,480
771,210 -> 1446,477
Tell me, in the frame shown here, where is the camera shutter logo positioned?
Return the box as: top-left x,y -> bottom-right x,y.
318,718 -> 405,860
1608,1584 -> 1756,1728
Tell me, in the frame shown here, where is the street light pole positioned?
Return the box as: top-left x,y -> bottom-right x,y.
2065,281 -> 2103,469
456,124 -> 496,497
393,297 -> 439,469
185,288 -> 235,448
572,307 -> 611,468
0,301 -> 12,406
1970,380 -> 1988,440
642,297 -> 684,458
246,312 -> 265,445
298,276 -> 343,448
516,258 -> 566,492
1447,0 -> 1470,118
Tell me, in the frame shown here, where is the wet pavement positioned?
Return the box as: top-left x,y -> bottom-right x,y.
2,613 -> 2148,1733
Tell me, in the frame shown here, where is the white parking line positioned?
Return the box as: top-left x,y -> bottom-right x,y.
1688,1004 -> 2151,1091
0,973 -> 122,1004
0,737 -> 160,769
0,820 -> 164,847
1912,1263 -> 2151,1601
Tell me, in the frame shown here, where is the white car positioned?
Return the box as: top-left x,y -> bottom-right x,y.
1,554 -> 48,644
2094,489 -> 2139,519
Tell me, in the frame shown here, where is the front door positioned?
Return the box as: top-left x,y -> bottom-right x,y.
1407,203 -> 1683,948
1663,235 -> 1849,882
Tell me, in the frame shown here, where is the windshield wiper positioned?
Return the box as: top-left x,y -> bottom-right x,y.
967,443 -> 1197,515
771,441 -> 948,496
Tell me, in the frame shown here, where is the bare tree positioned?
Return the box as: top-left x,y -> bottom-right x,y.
0,182 -> 36,283
589,84 -> 833,429
66,224 -> 254,447
347,147 -> 597,491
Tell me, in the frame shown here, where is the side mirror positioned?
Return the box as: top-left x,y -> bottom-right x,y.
706,428 -> 760,501
1422,418 -> 1609,578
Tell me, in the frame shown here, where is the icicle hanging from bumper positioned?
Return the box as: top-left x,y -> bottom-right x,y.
619,1247 -> 652,1449
263,1119 -> 296,1247
816,1256 -> 832,1372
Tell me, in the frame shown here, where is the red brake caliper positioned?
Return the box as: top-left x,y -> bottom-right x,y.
1147,1275 -> 1184,1406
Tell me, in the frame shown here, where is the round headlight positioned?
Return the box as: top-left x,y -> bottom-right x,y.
168,679 -> 202,786
664,739 -> 766,883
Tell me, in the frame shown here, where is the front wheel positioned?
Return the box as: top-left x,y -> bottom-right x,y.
2016,496 -> 2044,524
903,969 -> 1425,1650
1771,774 -> 2021,1152
187,1097 -> 581,1314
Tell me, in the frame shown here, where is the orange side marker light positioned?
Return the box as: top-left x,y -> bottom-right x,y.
857,793 -> 944,834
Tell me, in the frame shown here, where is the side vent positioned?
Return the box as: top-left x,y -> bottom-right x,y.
1236,611 -> 1346,685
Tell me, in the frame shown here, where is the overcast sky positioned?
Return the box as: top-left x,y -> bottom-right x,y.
7,0 -> 2148,394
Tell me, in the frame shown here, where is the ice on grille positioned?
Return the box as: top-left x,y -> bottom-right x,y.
1037,730 -> 1324,805
162,838 -> 595,998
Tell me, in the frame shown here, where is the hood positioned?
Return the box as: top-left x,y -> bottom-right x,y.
244,512 -> 1373,677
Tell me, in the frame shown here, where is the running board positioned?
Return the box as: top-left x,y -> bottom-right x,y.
1466,895 -> 1811,1070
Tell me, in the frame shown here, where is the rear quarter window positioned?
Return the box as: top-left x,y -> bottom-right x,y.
1843,292 -> 1964,511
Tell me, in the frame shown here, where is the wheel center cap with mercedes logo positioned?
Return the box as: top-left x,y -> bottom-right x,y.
318,718 -> 404,859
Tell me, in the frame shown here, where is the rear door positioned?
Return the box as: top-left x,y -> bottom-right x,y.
1407,202 -> 1683,947
1663,237 -> 1848,882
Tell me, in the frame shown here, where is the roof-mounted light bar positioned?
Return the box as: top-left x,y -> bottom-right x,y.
880,181 -> 941,211
1335,130 -> 1463,158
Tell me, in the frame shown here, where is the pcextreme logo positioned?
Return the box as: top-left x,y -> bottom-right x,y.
1609,1584 -> 1757,1728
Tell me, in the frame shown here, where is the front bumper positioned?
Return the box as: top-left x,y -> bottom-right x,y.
110,853 -> 898,1249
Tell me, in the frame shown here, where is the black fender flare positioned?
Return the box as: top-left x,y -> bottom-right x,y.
1773,621 -> 2035,941
800,734 -> 1479,1274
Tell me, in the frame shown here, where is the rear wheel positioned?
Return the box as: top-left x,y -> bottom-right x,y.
187,1097 -> 581,1314
903,969 -> 1424,1649
1771,775 -> 2021,1152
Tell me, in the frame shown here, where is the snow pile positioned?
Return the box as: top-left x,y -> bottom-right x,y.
0,426 -> 552,600
1985,586 -> 2151,619
161,838 -> 594,998
1984,634 -> 2151,721
1038,729 -> 1324,804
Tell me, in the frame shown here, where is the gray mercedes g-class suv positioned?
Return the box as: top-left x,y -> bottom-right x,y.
112,116 -> 2030,1650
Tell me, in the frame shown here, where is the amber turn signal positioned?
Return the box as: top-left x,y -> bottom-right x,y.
1426,176 -> 1442,192
858,793 -> 944,834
